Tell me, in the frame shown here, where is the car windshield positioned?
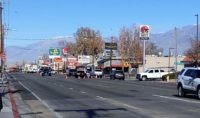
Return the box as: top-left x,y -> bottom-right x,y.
196,70 -> 200,78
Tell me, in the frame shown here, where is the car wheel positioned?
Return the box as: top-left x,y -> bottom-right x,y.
178,85 -> 185,97
142,76 -> 147,81
197,87 -> 200,100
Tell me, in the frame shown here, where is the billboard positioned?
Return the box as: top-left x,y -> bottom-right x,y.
139,25 -> 150,39
78,55 -> 91,64
105,43 -> 117,50
62,47 -> 69,55
49,48 -> 61,58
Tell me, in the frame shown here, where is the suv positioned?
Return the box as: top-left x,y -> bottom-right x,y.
177,67 -> 200,99
136,68 -> 168,81
39,67 -> 52,76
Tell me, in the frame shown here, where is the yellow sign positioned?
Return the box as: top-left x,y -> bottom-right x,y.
123,61 -> 129,67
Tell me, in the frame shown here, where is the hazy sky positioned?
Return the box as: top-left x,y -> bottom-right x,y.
4,0 -> 200,47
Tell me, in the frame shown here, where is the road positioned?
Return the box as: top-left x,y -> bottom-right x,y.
7,72 -> 200,118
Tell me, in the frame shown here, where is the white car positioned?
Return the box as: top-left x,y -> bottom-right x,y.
177,67 -> 200,99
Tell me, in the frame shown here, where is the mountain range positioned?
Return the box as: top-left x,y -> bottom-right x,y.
5,25 -> 197,66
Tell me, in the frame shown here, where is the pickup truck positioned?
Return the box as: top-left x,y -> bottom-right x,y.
136,68 -> 169,81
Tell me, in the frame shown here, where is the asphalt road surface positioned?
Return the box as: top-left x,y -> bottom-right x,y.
7,72 -> 200,118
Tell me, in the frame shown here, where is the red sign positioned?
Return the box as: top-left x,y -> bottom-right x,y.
62,47 -> 69,55
1,52 -> 6,62
54,57 -> 62,62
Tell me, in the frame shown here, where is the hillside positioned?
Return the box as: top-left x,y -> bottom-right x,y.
5,25 -> 197,66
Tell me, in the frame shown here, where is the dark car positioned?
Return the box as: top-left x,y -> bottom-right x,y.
66,69 -> 77,77
39,67 -> 52,76
75,70 -> 86,78
110,70 -> 125,80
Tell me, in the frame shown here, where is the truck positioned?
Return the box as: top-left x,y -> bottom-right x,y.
136,68 -> 169,81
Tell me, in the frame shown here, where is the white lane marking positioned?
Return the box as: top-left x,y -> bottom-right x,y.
80,91 -> 86,94
99,97 -> 141,110
96,96 -> 141,110
96,96 -> 104,99
69,88 -> 74,90
96,84 -> 109,88
153,95 -> 200,104
18,81 -> 62,118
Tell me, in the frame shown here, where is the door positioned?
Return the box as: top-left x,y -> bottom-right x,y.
148,70 -> 155,79
182,69 -> 193,89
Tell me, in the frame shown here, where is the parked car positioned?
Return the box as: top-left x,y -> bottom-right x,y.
177,67 -> 200,99
110,70 -> 125,80
136,68 -> 169,81
39,67 -> 52,76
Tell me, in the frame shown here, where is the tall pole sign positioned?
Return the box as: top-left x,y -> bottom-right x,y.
139,25 -> 150,72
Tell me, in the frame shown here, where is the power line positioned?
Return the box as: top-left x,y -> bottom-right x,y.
5,38 -> 48,40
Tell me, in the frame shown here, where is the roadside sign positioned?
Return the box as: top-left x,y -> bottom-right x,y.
49,48 -> 61,58
53,57 -> 62,63
62,47 -> 69,55
105,43 -> 117,50
139,25 -> 150,40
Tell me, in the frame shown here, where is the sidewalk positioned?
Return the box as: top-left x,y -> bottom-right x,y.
0,72 -> 21,118
0,81 -> 15,118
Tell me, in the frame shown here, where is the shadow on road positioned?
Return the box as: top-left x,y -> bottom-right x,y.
2,90 -> 22,96
54,108 -> 127,118
20,111 -> 43,116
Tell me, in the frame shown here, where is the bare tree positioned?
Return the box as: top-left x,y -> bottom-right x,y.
74,27 -> 103,56
184,38 -> 200,65
145,41 -> 163,55
65,42 -> 77,56
118,26 -> 143,63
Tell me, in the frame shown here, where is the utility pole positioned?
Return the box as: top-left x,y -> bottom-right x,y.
195,14 -> 199,67
110,36 -> 113,74
175,27 -> 178,78
0,0 -> 3,112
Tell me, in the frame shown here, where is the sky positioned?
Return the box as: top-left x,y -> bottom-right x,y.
3,0 -> 200,47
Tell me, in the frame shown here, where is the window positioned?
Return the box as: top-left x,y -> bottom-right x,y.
160,70 -> 165,72
155,70 -> 159,73
196,70 -> 200,78
149,70 -> 153,73
179,69 -> 185,75
184,69 -> 193,77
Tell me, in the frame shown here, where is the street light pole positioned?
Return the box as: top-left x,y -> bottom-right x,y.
0,1 -> 3,111
168,48 -> 174,72
195,14 -> 199,67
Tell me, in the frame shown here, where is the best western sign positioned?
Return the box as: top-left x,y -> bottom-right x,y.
49,48 -> 61,58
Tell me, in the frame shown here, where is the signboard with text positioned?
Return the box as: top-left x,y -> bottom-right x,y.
105,43 -> 117,50
49,48 -> 61,58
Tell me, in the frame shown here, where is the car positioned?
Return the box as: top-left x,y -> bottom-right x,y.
66,68 -> 77,77
94,69 -> 103,78
39,67 -> 52,76
75,70 -> 86,78
110,70 -> 125,80
177,67 -> 200,99
89,69 -> 103,78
